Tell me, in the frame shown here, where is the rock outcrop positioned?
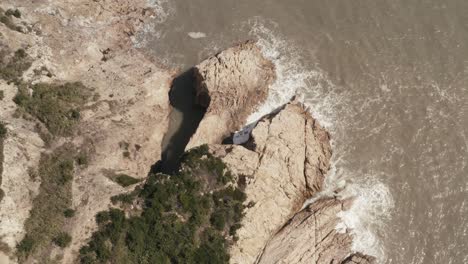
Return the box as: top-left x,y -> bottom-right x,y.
187,41 -> 275,149
257,197 -> 375,264
189,43 -> 376,263
209,102 -> 332,263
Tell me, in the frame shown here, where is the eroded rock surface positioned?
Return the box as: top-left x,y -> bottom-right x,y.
187,41 -> 275,149
341,253 -> 377,264
209,102 -> 332,263
257,197 -> 375,264
0,1 -> 172,262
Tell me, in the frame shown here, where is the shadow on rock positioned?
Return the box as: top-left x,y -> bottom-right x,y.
158,68 -> 206,174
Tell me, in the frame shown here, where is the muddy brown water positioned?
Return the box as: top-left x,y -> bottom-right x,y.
141,1 -> 468,263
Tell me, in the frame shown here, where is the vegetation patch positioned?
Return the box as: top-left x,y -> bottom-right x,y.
13,81 -> 91,136
111,190 -> 139,206
80,145 -> 246,264
0,49 -> 32,83
0,8 -> 22,32
5,9 -> 21,18
17,145 -> 77,260
52,232 -> 72,248
106,173 -> 141,188
0,90 -> 4,100
63,208 -> 76,218
76,151 -> 89,167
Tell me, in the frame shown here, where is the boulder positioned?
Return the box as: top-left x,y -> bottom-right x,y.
187,41 -> 275,149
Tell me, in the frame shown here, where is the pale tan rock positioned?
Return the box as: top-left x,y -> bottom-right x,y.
187,41 -> 275,149
0,1 -> 173,263
0,83 -> 43,252
209,102 -> 332,264
256,197 -> 376,264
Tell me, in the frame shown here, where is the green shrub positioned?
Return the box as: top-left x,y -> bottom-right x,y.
17,146 -> 76,259
53,232 -> 72,248
16,236 -> 34,254
13,82 -> 91,136
109,174 -> 140,187
80,146 -> 245,264
0,14 -> 18,32
0,49 -> 31,82
0,90 -> 4,100
111,192 -> 136,205
0,123 -> 6,139
76,152 -> 88,166
5,9 -> 21,18
64,209 -> 76,218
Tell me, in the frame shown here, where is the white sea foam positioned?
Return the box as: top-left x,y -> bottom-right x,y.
336,179 -> 394,260
146,0 -> 174,23
245,19 -> 317,124
244,18 -> 394,261
188,32 -> 207,39
132,0 -> 175,48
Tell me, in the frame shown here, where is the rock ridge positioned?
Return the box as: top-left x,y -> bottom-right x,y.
188,42 -> 375,263
208,101 -> 333,263
187,40 -> 276,149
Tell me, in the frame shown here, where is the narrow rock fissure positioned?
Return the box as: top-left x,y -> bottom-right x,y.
159,68 -> 206,173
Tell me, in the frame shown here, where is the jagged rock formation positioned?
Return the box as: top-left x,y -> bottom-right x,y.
189,43 -> 376,263
208,102 -> 332,263
187,41 -> 275,149
257,197 -> 375,264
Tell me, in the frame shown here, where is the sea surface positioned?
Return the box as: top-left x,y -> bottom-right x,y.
138,1 -> 468,263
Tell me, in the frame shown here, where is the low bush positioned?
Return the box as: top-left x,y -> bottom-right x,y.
76,152 -> 88,166
17,146 -> 76,259
108,174 -> 140,187
53,232 -> 72,248
5,9 -> 21,18
0,49 -> 31,82
63,209 -> 76,218
80,145 -> 246,264
0,12 -> 21,32
13,82 -> 91,136
111,192 -> 137,205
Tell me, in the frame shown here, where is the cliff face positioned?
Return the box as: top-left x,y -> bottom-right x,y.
1,2 -> 375,261
190,42 -> 374,263
209,102 -> 332,263
187,41 -> 275,149
257,198 -> 375,264
0,1 -> 172,263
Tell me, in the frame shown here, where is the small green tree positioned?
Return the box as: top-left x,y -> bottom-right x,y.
64,209 -> 75,218
53,232 -> 72,248
16,236 -> 34,254
114,174 -> 140,187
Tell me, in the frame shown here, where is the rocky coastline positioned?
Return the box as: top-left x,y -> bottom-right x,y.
0,1 -> 374,263
186,43 -> 375,263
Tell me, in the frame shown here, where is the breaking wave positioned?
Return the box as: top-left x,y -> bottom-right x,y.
336,178 -> 395,259
132,0 -> 175,48
244,18 -> 394,262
